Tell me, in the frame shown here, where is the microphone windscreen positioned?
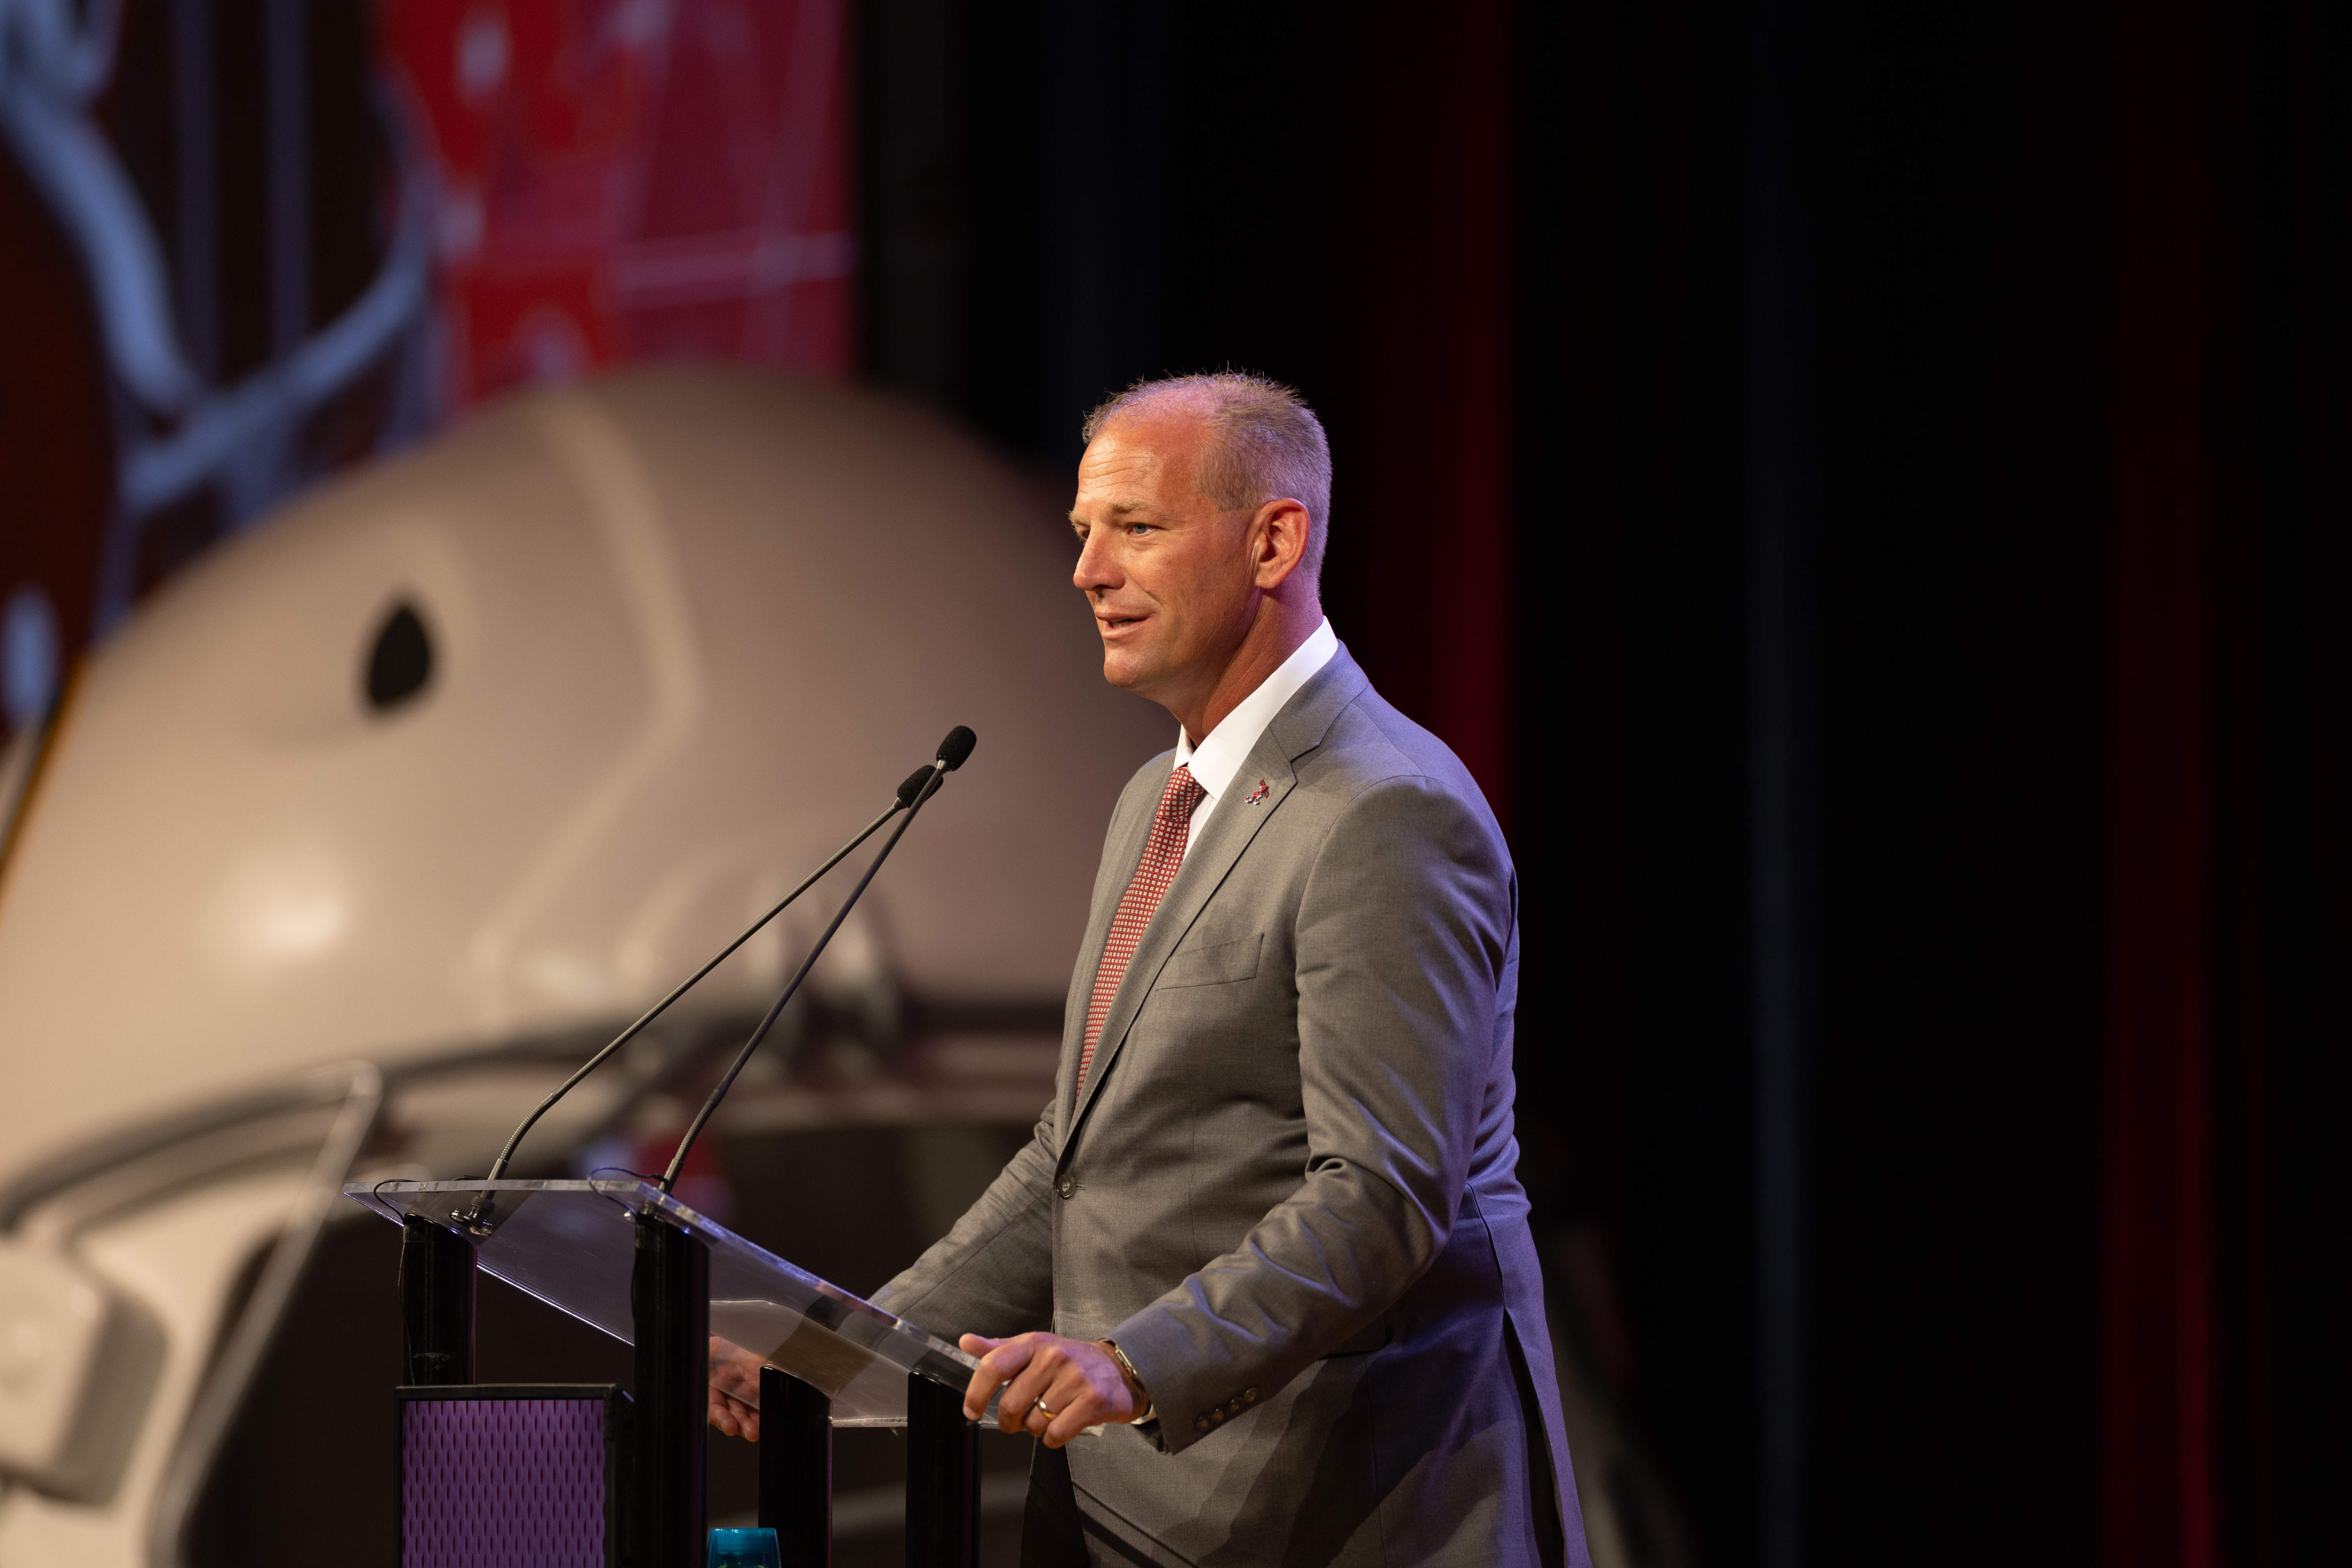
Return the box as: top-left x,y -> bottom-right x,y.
936,726 -> 978,771
896,766 -> 936,808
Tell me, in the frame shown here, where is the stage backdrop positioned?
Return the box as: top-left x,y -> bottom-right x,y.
0,0 -> 853,751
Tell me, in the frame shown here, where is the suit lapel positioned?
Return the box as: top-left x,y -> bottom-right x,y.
1060,648 -> 1371,1152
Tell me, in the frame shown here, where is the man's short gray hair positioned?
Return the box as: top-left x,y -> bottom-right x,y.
1082,371 -> 1333,586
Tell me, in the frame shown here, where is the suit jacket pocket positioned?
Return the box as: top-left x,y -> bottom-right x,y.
1152,932 -> 1263,989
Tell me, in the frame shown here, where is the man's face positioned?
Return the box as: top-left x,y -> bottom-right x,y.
1069,413 -> 1257,708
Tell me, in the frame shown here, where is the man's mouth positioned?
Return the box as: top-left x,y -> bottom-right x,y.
1098,613 -> 1148,635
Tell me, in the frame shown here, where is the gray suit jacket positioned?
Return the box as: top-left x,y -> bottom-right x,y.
874,647 -> 1591,1567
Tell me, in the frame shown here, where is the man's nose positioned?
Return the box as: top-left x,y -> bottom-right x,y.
1073,530 -> 1119,592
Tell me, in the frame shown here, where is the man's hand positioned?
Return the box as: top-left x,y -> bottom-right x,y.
706,1336 -> 766,1442
959,1332 -> 1140,1448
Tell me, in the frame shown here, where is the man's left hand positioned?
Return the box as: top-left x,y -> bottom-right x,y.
959,1332 -> 1138,1448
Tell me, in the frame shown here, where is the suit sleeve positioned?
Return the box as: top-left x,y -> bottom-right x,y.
1105,773 -> 1513,1453
869,1102 -> 1060,1341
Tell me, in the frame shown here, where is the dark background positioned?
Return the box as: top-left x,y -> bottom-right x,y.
853,0 -> 2350,1564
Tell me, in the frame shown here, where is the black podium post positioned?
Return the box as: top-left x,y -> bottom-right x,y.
759,1365 -> 833,1566
632,1212 -> 710,1568
905,1371 -> 978,1568
399,1215 -> 476,1385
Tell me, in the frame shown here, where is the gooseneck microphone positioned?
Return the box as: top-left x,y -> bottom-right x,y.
934,724 -> 977,773
657,726 -> 976,1191
480,726 -> 979,1185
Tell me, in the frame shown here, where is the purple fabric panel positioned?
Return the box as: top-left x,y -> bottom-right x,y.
403,1399 -> 607,1568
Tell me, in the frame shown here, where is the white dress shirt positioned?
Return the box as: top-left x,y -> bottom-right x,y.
1170,618 -> 1338,865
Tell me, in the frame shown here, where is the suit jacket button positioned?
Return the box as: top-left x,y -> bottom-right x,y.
1196,1416 -> 1210,1433
1056,1175 -> 1076,1199
1243,1389 -> 1258,1404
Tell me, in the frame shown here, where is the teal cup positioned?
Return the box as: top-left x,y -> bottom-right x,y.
708,1526 -> 783,1568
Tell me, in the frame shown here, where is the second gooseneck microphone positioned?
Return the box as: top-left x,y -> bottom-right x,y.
481,726 -> 977,1185
657,725 -> 975,1190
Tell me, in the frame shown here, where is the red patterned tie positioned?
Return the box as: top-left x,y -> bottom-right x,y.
1076,765 -> 1207,1097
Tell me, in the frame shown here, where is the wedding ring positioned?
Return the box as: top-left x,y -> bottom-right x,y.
1033,1398 -> 1057,1418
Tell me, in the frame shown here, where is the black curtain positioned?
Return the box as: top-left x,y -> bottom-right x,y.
1515,0 -> 2352,1564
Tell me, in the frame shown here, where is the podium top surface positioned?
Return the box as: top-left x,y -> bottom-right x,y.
348,1178 -> 982,1426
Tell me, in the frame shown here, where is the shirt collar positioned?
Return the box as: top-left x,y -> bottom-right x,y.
1171,618 -> 1338,803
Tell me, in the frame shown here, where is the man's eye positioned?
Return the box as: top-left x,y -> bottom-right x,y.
1127,522 -> 1153,536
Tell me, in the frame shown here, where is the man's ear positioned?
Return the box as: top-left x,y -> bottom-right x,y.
1252,498 -> 1312,590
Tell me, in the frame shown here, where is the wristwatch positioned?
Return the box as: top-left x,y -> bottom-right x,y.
1100,1339 -> 1154,1424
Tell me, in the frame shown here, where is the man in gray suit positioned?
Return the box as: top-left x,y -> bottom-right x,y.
726,373 -> 1588,1566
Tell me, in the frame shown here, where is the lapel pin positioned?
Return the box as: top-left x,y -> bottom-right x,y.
1245,779 -> 1270,806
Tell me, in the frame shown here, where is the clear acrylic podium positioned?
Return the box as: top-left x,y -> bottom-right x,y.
352,1178 -> 987,1422
350,1178 -> 988,1568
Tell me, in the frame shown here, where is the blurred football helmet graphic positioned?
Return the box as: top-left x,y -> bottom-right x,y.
0,369 -> 1166,1563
